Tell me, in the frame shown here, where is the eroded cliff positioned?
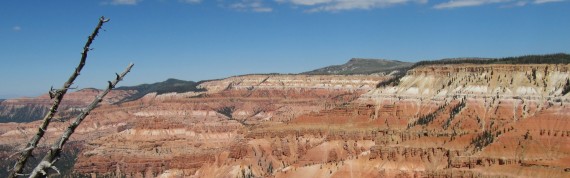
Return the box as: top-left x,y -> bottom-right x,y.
1,64 -> 569,178
0,88 -> 136,123
0,74 -> 388,177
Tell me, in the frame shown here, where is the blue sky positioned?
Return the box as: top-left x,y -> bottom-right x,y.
1,0 -> 569,98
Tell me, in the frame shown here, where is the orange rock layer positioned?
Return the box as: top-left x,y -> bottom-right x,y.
0,66 -> 569,178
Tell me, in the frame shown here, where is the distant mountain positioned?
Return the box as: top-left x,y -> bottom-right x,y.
306,54 -> 570,76
303,58 -> 413,75
116,78 -> 205,102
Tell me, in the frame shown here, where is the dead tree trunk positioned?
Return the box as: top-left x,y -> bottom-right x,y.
7,16 -> 132,178
28,63 -> 133,178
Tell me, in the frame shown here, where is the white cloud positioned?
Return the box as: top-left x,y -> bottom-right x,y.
434,0 -> 511,9
290,0 -> 332,5
515,1 -> 528,6
279,0 -> 427,12
229,0 -> 273,12
106,0 -> 142,5
434,0 -> 564,8
180,0 -> 564,12
498,1 -> 527,8
12,26 -> 21,32
253,7 -> 274,12
180,0 -> 202,4
534,0 -> 564,4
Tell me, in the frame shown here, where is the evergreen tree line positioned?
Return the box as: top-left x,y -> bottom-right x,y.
411,53 -> 570,68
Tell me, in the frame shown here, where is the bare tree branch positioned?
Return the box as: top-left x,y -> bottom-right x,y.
28,63 -> 133,178
8,16 -> 110,178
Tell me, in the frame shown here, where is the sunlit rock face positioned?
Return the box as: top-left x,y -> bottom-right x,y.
198,74 -> 384,93
288,64 -> 570,177
0,74 -> 389,177
1,65 -> 569,178
363,64 -> 570,99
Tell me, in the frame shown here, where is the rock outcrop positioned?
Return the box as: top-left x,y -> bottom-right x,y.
1,64 -> 570,178
0,74 -> 388,177
0,88 -> 136,123
303,58 -> 412,75
288,64 -> 570,177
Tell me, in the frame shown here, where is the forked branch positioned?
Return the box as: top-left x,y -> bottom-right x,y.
28,63 -> 134,178
8,16 -> 110,178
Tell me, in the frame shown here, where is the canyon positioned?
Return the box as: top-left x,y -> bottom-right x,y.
1,58 -> 570,178
0,88 -> 137,123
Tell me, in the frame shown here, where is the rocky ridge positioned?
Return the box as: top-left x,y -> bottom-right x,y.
0,88 -> 136,123
0,74 -> 388,177
287,63 -> 570,177
1,59 -> 570,178
303,58 -> 412,75
74,64 -> 570,177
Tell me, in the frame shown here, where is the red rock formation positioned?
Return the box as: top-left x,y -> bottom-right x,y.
1,65 -> 570,178
0,88 -> 136,123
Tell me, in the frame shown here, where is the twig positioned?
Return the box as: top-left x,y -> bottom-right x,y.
28,63 -> 133,178
7,16 -> 110,178
7,147 -> 33,159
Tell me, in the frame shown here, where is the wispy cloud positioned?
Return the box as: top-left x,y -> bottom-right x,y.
278,0 -> 427,12
179,0 -> 202,4
286,0 -> 333,6
99,0 -> 566,10
533,0 -> 564,4
103,0 -> 142,5
12,26 -> 21,32
434,0 -> 565,9
514,1 -> 528,6
499,1 -> 528,8
229,0 -> 273,12
434,0 -> 510,9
